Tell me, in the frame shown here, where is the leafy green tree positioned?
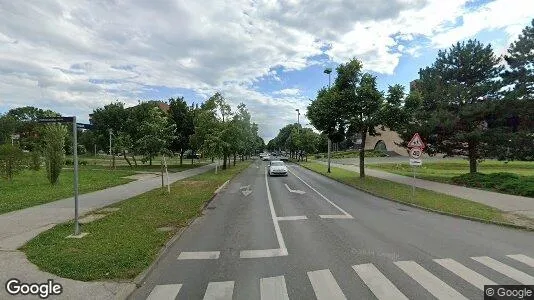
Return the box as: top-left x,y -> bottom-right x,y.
502,19 -> 534,99
136,106 -> 176,165
90,102 -> 129,168
0,144 -> 25,181
42,124 -> 67,185
168,97 -> 195,165
0,113 -> 18,145
4,106 -> 60,151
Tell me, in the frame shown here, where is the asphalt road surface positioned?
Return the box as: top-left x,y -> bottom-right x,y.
129,160 -> 534,300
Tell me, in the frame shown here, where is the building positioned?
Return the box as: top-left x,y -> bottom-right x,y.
351,127 -> 408,156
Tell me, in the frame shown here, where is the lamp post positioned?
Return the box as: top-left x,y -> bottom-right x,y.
296,109 -> 300,160
323,67 -> 332,172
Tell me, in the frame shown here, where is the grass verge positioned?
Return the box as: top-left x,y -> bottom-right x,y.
0,168 -> 136,214
298,161 -> 511,224
21,161 -> 251,281
369,160 -> 534,197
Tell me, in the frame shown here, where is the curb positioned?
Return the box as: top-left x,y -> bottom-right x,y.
131,162 -> 251,293
296,163 -> 534,232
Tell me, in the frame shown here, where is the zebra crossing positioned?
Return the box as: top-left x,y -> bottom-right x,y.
144,254 -> 534,299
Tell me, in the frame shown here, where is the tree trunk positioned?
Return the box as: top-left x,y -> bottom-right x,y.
223,153 -> 227,170
359,130 -> 367,178
122,150 -> 132,167
180,150 -> 184,166
468,142 -> 478,173
132,154 -> 138,166
233,153 -> 236,166
149,157 -> 152,166
161,158 -> 164,188
111,152 -> 116,169
211,157 -> 214,163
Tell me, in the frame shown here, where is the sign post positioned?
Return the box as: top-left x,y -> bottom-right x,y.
38,116 -> 81,236
407,133 -> 425,198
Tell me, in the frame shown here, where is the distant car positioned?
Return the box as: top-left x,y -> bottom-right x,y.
262,155 -> 270,161
268,160 -> 288,176
279,156 -> 289,161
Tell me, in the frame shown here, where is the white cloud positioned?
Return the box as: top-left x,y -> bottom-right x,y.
0,0 -> 533,139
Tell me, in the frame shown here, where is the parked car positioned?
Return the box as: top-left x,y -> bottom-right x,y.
268,160 -> 288,176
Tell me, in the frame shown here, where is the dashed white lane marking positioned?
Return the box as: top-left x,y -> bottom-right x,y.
240,248 -> 288,258
352,263 -> 409,300
203,281 -> 234,300
434,258 -> 496,290
284,183 -> 305,194
307,269 -> 347,300
260,275 -> 290,300
319,215 -> 353,219
394,261 -> 468,300
277,216 -> 308,221
146,284 -> 182,300
507,254 -> 534,268
177,251 -> 220,260
472,256 -> 534,285
288,168 -> 353,219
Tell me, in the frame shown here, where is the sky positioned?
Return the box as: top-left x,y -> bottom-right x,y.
0,0 -> 533,142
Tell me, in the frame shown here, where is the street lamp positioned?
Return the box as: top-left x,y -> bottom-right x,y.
295,109 -> 300,130
324,68 -> 332,88
323,68 -> 333,172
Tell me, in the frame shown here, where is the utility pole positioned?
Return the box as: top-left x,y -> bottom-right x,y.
324,68 -> 333,173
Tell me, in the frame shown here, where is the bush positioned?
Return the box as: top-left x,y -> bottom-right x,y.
42,124 -> 67,185
30,150 -> 41,171
452,172 -> 534,197
80,160 -> 88,166
0,144 -> 25,181
65,159 -> 73,165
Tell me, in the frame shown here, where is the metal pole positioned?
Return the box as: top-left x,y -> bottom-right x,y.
412,166 -> 415,197
328,73 -> 331,88
73,117 -> 80,235
327,138 -> 331,173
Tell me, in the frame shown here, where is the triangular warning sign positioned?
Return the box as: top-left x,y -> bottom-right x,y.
408,133 -> 425,149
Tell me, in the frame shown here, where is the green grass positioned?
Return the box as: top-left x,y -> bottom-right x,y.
21,161 -> 251,281
369,160 -> 534,196
299,161 -> 507,223
0,167 -> 136,214
313,150 -> 388,159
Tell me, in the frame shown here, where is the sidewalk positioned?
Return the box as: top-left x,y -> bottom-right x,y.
316,161 -> 534,219
0,163 -> 214,299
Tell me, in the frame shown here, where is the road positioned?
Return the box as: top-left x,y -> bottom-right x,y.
130,160 -> 534,299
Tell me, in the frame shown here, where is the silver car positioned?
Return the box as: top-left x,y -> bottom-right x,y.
268,160 -> 288,176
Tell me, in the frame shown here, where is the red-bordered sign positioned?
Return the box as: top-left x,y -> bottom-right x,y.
407,133 -> 425,149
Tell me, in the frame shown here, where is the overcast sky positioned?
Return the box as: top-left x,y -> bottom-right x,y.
1,0 -> 533,141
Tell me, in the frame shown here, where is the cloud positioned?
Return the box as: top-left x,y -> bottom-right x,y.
1,0 -> 533,139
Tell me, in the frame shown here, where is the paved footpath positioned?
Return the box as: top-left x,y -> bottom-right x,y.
0,163 -> 214,299
317,160 -> 534,219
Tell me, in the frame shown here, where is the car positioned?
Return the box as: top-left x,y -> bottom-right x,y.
268,160 -> 288,176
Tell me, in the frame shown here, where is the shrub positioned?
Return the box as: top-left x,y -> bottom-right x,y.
65,159 -> 73,165
42,124 -> 67,185
30,150 -> 42,171
80,160 -> 88,166
452,172 -> 534,197
0,144 -> 25,181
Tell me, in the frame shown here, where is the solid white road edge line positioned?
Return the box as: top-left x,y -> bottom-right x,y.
288,167 -> 353,219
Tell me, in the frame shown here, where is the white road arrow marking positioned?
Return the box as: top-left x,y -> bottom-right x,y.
284,184 -> 305,194
239,185 -> 250,190
241,189 -> 252,196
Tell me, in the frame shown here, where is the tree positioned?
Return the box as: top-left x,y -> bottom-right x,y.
168,97 -> 195,165
42,124 -> 67,185
502,19 -> 534,99
4,106 -> 60,151
402,40 -> 503,173
136,106 -> 175,165
0,113 -> 17,145
0,144 -> 25,181
90,102 -> 129,168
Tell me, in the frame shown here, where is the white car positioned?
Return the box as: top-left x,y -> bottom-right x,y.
268,160 -> 288,176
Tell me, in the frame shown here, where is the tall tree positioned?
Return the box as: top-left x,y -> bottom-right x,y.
90,102 -> 129,168
403,40 -> 503,173
136,106 -> 175,165
502,19 -> 534,99
168,97 -> 195,165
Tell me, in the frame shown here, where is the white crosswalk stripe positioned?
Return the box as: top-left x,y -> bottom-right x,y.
203,281 -> 234,300
507,254 -> 534,268
472,256 -> 534,285
394,261 -> 468,300
260,275 -> 290,300
307,269 -> 347,300
146,284 -> 182,300
352,263 -> 408,300
434,258 -> 496,290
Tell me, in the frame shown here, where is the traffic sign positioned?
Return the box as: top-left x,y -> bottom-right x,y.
37,117 -> 74,123
409,158 -> 422,166
77,123 -> 94,130
407,133 -> 425,149
409,147 -> 423,159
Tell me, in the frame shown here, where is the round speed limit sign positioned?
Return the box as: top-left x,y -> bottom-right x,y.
410,147 -> 422,159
